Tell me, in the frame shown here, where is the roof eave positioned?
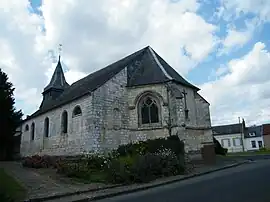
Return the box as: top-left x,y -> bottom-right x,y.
26,92 -> 92,121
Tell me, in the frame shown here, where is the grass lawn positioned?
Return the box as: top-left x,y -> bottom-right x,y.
0,168 -> 26,202
227,149 -> 270,156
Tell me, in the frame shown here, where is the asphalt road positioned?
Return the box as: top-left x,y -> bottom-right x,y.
96,160 -> 270,202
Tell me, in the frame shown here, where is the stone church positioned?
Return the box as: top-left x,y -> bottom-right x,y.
20,46 -> 213,157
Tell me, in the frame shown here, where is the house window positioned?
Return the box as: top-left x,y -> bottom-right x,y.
258,141 -> 263,148
61,111 -> 68,133
251,140 -> 256,148
221,139 -> 230,147
25,124 -> 29,132
72,106 -> 82,117
44,117 -> 49,137
233,138 -> 241,146
31,122 -> 35,141
139,96 -> 160,125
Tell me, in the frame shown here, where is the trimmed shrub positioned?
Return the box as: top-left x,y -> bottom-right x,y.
106,155 -> 135,184
106,149 -> 185,184
116,135 -> 184,157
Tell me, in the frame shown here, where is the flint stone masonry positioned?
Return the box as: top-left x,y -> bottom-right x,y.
20,47 -> 213,157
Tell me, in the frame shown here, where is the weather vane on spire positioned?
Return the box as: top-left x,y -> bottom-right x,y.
58,44 -> 63,61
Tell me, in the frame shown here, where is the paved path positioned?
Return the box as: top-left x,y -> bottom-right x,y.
95,160 -> 270,202
0,162 -> 112,200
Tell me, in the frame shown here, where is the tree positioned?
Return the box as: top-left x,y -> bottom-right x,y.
0,68 -> 23,160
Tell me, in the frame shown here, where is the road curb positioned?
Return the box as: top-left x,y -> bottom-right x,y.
73,160 -> 250,202
27,184 -> 123,202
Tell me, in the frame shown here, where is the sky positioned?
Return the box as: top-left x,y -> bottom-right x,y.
1,0 -> 270,126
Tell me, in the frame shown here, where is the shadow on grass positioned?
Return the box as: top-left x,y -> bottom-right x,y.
0,168 -> 26,202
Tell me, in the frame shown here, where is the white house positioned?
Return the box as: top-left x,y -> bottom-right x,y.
244,125 -> 264,151
212,121 -> 245,153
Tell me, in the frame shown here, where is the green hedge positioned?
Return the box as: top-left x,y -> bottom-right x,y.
116,135 -> 185,157
55,135 -> 186,184
106,150 -> 185,184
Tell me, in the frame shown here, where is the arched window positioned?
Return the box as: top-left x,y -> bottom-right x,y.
72,106 -> 82,117
44,117 -> 49,137
138,95 -> 160,125
25,124 -> 29,132
31,122 -> 35,141
61,111 -> 68,133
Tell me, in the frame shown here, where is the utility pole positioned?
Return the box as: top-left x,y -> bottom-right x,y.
239,117 -> 245,152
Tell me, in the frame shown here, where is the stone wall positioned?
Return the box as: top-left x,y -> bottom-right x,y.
194,93 -> 211,127
20,68 -> 213,156
20,95 -> 94,156
89,68 -> 130,153
167,83 -> 213,152
127,84 -> 170,137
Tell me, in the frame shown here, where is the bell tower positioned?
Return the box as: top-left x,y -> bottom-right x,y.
40,44 -> 69,108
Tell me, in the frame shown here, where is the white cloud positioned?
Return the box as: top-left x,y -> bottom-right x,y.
0,0 -> 47,115
218,18 -> 258,55
220,28 -> 252,54
200,42 -> 270,126
40,0 -> 218,75
220,0 -> 270,22
0,0 -> 219,116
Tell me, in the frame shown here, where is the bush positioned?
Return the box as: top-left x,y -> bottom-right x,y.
106,155 -> 135,184
55,153 -> 112,183
106,149 -> 185,184
82,153 -> 109,171
259,147 -> 268,152
22,155 -> 62,169
116,135 -> 184,157
213,137 -> 228,155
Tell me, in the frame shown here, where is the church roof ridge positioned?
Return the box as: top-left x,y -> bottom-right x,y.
27,46 -> 199,120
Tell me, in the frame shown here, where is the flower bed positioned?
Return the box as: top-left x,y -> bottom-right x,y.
22,135 -> 186,184
22,155 -> 64,169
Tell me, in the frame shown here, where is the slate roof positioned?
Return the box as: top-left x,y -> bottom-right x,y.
27,46 -> 199,120
43,57 -> 70,92
212,123 -> 243,136
245,125 -> 263,138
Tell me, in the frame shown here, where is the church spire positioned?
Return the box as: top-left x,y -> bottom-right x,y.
40,44 -> 69,108
43,49 -> 69,92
